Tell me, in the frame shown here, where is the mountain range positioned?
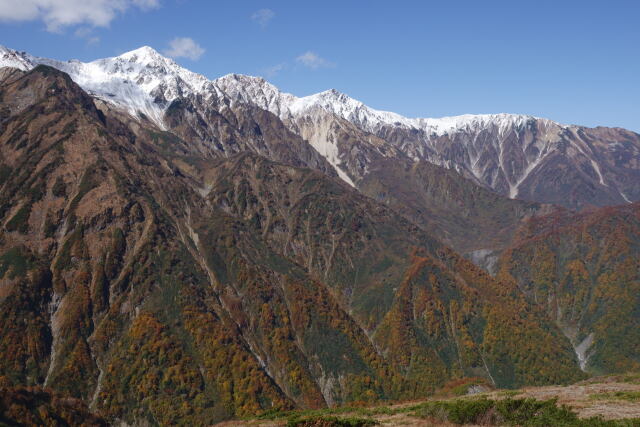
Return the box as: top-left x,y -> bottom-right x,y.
0,45 -> 639,425
2,45 -> 639,210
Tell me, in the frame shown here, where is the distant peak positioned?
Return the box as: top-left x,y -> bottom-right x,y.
120,45 -> 161,57
217,73 -> 267,84
214,73 -> 284,96
318,88 -> 347,98
0,45 -> 34,71
115,46 -> 171,65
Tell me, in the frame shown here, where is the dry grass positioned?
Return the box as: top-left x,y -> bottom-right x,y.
223,374 -> 640,426
479,375 -> 640,420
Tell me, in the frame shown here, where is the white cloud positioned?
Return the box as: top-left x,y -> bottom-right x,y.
0,0 -> 159,32
251,8 -> 274,27
163,37 -> 205,60
296,51 -> 334,69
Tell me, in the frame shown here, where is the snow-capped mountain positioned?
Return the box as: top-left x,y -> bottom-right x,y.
214,73 -> 535,136
0,45 -> 545,140
2,44 -> 639,209
0,45 -> 219,128
214,73 -> 640,208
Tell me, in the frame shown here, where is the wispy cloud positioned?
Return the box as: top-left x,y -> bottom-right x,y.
163,37 -> 205,60
262,63 -> 285,78
74,26 -> 100,44
251,8 -> 274,28
296,51 -> 334,69
0,0 -> 160,32
131,0 -> 160,9
260,52 -> 335,79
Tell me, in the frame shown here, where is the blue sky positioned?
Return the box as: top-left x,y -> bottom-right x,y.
1,0 -> 639,131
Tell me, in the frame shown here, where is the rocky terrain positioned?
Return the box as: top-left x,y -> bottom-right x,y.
2,45 -> 640,212
0,61 -> 584,426
0,44 -> 639,426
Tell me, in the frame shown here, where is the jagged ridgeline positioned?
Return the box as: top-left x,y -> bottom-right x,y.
0,65 -> 587,424
2,44 -> 640,214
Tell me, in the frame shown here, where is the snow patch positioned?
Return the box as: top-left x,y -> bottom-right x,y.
0,44 -> 574,143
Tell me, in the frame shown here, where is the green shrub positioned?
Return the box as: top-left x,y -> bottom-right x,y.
414,399 -> 497,424
0,247 -> 31,279
496,398 -> 577,426
591,391 -> 640,402
0,164 -> 11,185
412,397 -> 638,426
5,203 -> 31,233
452,398 -> 497,423
52,176 -> 66,197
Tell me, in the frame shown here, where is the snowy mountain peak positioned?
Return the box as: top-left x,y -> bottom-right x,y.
214,73 -> 296,116
0,45 -> 34,71
317,88 -> 347,100
1,45 -> 635,206
119,45 -> 162,60
0,44 -> 561,138
108,46 -> 188,77
214,73 -> 276,96
0,45 -> 216,129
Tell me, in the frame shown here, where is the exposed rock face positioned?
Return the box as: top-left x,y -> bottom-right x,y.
1,44 -> 639,425
356,157 -> 557,255
216,75 -> 640,210
3,45 -> 639,211
377,120 -> 640,209
0,65 -> 586,425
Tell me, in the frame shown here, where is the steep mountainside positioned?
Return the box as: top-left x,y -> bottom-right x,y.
0,384 -> 107,426
2,45 -> 639,210
0,65 -> 402,422
356,157 -> 556,258
2,45 -> 554,259
216,74 -> 640,210
375,119 -> 640,209
0,65 -> 587,424
0,46 -> 336,180
497,203 -> 640,374
211,75 -> 559,258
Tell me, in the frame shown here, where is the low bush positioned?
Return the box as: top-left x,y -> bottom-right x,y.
591,391 -> 640,402
413,397 -> 640,426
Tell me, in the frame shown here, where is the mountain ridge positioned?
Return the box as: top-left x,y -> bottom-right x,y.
0,66 -> 588,424
3,44 -> 639,210
0,45 -> 553,132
